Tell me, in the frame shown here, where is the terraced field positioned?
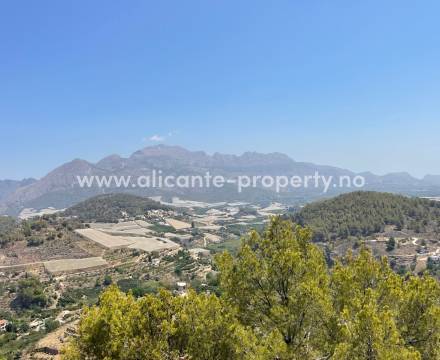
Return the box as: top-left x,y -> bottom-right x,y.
75,228 -> 134,248
165,218 -> 191,230
76,223 -> 180,253
44,257 -> 108,274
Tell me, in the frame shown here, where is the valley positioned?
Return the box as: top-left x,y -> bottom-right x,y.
1,191 -> 440,358
0,194 -> 283,358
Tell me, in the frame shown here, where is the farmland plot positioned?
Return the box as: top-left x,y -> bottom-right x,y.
75,229 -> 134,248
128,237 -> 179,252
44,257 -> 107,274
165,218 -> 191,230
76,226 -> 180,252
88,221 -> 153,235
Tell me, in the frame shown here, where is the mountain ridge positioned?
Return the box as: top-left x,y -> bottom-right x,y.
1,145 -> 440,215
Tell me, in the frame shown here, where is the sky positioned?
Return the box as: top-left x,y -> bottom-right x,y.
1,0 -> 440,179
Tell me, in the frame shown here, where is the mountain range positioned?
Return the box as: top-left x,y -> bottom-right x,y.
1,145 -> 440,216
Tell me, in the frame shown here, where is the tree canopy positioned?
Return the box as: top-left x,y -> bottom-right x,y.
293,191 -> 440,241
0,216 -> 19,248
63,218 -> 440,360
12,275 -> 48,310
63,193 -> 171,222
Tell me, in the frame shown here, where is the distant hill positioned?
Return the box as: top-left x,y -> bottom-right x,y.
424,174 -> 440,186
0,178 -> 36,203
2,145 -> 440,215
63,193 -> 171,222
293,191 -> 440,241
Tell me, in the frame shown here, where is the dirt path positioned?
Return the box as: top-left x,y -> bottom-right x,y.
0,261 -> 44,270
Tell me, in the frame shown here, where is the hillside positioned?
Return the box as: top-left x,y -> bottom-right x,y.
293,191 -> 440,241
63,193 -> 171,222
61,219 -> 440,360
2,145 -> 440,215
0,216 -> 18,247
0,178 -> 36,203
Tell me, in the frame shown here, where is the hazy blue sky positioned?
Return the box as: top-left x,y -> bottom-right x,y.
1,1 -> 439,179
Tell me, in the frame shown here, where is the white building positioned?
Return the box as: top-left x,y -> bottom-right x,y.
0,319 -> 9,332
176,281 -> 187,295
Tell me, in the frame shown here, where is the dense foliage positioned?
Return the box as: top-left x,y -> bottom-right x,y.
0,216 -> 17,248
11,276 -> 48,310
63,218 -> 440,359
293,191 -> 440,241
63,193 -> 171,222
0,216 -> 16,234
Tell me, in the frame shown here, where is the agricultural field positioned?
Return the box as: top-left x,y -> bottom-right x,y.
44,257 -> 108,274
88,220 -> 153,235
76,223 -> 180,253
75,228 -> 134,248
165,218 -> 192,230
0,197 -> 293,359
127,238 -> 179,252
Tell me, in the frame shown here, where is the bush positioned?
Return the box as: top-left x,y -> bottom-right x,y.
386,237 -> 396,251
103,275 -> 113,286
12,276 -> 48,310
26,237 -> 44,247
45,319 -> 60,332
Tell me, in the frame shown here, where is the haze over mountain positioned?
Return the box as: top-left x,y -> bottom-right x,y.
0,178 -> 36,204
1,145 -> 440,216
